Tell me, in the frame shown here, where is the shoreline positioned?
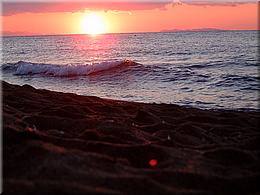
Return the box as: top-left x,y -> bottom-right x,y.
2,81 -> 260,194
2,80 -> 258,112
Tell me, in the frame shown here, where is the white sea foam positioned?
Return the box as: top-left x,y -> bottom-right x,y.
10,60 -> 136,77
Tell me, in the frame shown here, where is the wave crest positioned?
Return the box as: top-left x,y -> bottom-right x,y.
2,60 -> 138,77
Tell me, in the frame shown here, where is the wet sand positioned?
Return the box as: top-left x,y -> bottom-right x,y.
2,81 -> 260,194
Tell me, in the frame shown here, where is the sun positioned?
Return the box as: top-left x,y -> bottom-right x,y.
81,12 -> 106,35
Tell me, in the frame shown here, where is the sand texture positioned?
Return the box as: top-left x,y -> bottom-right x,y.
2,81 -> 260,194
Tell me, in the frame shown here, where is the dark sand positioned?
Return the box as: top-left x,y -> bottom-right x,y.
3,81 -> 260,194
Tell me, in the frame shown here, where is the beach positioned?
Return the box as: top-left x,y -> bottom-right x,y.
3,81 -> 260,194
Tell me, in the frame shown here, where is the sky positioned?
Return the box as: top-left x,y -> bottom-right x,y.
1,0 -> 259,36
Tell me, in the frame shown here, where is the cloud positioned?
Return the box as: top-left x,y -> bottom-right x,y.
2,0 -> 257,16
2,1 -> 172,16
174,0 -> 257,6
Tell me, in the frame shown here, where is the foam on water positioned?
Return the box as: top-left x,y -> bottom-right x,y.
2,60 -> 137,77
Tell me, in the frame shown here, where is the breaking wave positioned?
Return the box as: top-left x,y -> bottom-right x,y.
2,60 -> 138,77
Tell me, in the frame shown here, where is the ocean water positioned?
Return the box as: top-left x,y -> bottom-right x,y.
1,31 -> 259,110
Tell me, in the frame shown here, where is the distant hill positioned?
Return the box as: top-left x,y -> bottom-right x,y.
161,28 -> 227,32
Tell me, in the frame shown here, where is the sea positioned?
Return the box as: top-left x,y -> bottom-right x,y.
1,30 -> 259,110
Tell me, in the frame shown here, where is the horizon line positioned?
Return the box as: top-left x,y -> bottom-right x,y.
1,29 -> 259,38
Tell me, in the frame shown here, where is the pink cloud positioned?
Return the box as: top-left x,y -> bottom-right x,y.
2,1 -> 257,16
2,1 -> 171,16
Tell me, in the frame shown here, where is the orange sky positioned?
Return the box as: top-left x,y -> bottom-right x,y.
1,2 -> 258,36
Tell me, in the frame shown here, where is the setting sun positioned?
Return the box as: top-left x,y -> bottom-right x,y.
81,12 -> 107,35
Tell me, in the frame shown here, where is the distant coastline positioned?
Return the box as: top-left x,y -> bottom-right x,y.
160,28 -> 227,32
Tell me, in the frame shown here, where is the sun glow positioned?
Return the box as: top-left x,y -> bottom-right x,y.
81,12 -> 107,35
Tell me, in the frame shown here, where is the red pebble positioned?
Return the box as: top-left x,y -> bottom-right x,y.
149,159 -> 158,167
